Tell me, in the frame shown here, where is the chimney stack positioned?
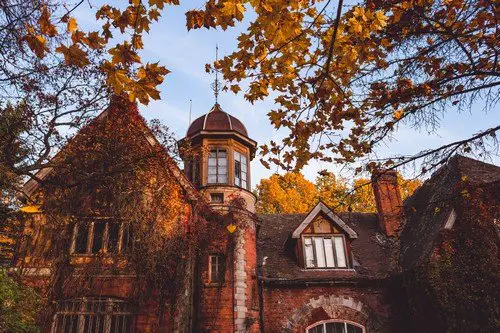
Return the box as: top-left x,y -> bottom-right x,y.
371,170 -> 404,237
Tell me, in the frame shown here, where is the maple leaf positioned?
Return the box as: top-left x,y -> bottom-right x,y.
109,42 -> 141,65
102,62 -> 131,94
56,44 -> 90,67
221,1 -> 245,21
24,34 -> 49,58
38,5 -> 58,36
393,109 -> 404,120
68,17 -> 78,33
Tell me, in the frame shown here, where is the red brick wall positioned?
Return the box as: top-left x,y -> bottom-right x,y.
262,285 -> 397,333
197,212 -> 260,333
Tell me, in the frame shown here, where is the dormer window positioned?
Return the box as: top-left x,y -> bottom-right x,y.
303,235 -> 347,269
234,151 -> 248,189
292,202 -> 358,270
208,148 -> 227,184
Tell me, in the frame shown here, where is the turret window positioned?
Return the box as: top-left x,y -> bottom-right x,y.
208,149 -> 227,184
234,151 -> 248,189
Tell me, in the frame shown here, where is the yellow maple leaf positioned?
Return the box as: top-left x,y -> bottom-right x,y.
221,1 -> 245,20
68,17 -> 78,33
226,223 -> 237,233
393,109 -> 404,120
19,205 -> 41,213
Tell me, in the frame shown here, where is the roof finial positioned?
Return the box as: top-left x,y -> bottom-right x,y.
211,44 -> 221,106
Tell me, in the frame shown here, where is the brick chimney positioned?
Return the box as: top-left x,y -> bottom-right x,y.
371,170 -> 404,237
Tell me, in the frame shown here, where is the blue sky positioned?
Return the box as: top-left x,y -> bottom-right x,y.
75,1 -> 499,189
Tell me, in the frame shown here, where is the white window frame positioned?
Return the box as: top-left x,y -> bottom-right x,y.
233,150 -> 248,189
301,234 -> 349,269
51,297 -> 133,333
306,319 -> 365,333
207,148 -> 228,184
70,218 -> 130,256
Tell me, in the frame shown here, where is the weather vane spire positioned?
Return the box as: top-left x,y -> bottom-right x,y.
211,44 -> 221,105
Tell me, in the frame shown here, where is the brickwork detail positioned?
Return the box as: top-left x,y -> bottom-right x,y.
283,295 -> 368,331
234,228 -> 248,332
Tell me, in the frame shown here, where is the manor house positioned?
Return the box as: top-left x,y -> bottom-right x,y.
12,97 -> 500,333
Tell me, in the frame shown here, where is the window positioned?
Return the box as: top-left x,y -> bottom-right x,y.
186,158 -> 201,186
208,149 -> 227,184
303,235 -> 348,269
208,254 -> 224,283
307,321 -> 364,333
72,219 -> 132,255
52,297 -> 132,333
233,151 -> 248,189
210,193 -> 224,204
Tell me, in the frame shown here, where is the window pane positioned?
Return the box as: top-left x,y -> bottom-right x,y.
75,223 -> 89,254
208,157 -> 216,166
326,322 -> 346,333
334,237 -> 347,268
208,166 -> 217,175
108,223 -> 120,253
218,150 -> 227,158
122,226 -> 132,253
242,180 -> 247,189
209,150 -> 217,158
314,237 -> 326,267
324,238 -> 335,267
218,157 -> 227,166
241,156 -> 247,172
309,324 -> 325,333
209,255 -> 224,282
208,175 -> 217,183
92,223 -> 105,253
210,193 -> 224,203
218,175 -> 227,183
218,166 -> 227,175
347,324 -> 363,333
304,237 -> 315,268
235,160 -> 241,178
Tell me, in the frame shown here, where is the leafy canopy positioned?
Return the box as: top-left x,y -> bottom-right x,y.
255,171 -> 422,214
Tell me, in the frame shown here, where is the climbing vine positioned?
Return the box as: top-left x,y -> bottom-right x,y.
15,96 -> 233,331
404,180 -> 500,332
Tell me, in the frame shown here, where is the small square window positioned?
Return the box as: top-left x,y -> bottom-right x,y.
210,193 -> 224,204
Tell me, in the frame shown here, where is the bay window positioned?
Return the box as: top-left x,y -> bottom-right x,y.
303,235 -> 348,269
208,148 -> 227,184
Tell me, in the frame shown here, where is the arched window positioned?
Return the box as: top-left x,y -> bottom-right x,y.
52,297 -> 132,333
307,320 -> 364,333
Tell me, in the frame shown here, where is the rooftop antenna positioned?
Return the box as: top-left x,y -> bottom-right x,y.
210,44 -> 221,106
188,99 -> 192,125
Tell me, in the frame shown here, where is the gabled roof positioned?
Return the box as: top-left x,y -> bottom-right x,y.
258,212 -> 392,282
399,155 -> 500,270
291,201 -> 358,239
21,96 -> 197,201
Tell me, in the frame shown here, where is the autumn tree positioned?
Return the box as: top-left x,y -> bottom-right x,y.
316,171 -> 349,210
256,171 -> 421,214
187,0 -> 499,174
255,172 -> 318,214
351,175 -> 422,213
